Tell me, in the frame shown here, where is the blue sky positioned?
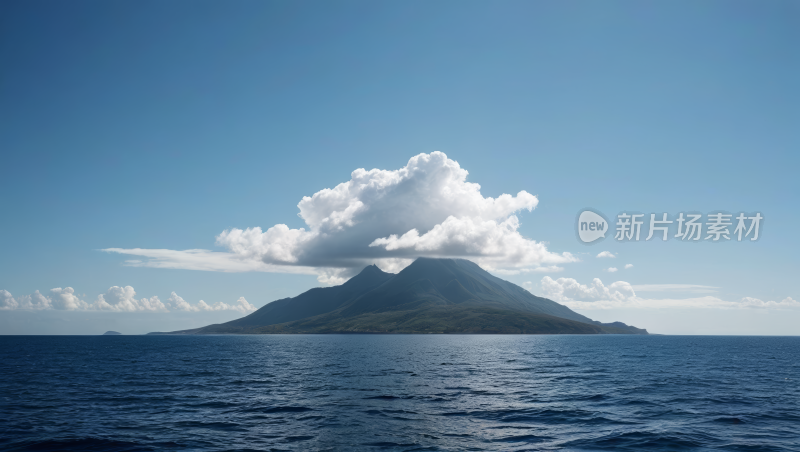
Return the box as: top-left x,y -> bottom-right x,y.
1,0 -> 798,334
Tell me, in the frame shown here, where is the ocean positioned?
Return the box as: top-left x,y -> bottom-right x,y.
1,335 -> 798,451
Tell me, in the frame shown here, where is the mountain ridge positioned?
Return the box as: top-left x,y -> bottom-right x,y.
150,258 -> 647,335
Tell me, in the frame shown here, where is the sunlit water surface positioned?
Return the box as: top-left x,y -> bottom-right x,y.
1,335 -> 798,451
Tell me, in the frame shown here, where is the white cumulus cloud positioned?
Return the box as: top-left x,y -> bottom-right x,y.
563,296 -> 800,311
1,290 -> 19,310
18,291 -> 54,310
105,152 -> 577,283
50,287 -> 90,310
541,276 -> 636,303
94,286 -> 167,312
0,287 -> 254,313
631,284 -> 717,293
1,289 -> 87,311
606,267 -> 618,272
624,264 -> 634,269
596,251 -> 616,258
739,297 -> 800,309
540,277 -> 798,311
168,292 -> 257,313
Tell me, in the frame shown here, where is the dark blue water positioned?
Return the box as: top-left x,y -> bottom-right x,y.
1,335 -> 798,451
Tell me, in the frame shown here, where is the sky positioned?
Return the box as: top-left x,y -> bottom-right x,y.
1,0 -> 798,335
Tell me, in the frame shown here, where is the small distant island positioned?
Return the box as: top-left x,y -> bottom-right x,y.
102,331 -> 122,335
150,258 -> 648,335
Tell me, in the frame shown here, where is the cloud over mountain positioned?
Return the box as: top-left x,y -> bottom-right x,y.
105,152 -> 577,284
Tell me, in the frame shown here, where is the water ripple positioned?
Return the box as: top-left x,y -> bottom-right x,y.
1,335 -> 799,451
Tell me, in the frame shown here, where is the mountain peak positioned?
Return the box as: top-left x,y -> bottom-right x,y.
347,263 -> 391,283
403,256 -> 461,272
405,257 -> 483,270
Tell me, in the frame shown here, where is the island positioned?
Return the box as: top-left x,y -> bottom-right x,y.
150,258 -> 647,335
102,331 -> 122,335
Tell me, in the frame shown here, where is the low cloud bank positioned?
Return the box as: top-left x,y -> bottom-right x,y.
0,287 -> 255,313
541,277 -> 635,303
167,292 -> 256,313
531,277 -> 798,310
105,152 -> 576,284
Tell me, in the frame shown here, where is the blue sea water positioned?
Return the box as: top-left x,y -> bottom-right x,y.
0,335 -> 798,451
